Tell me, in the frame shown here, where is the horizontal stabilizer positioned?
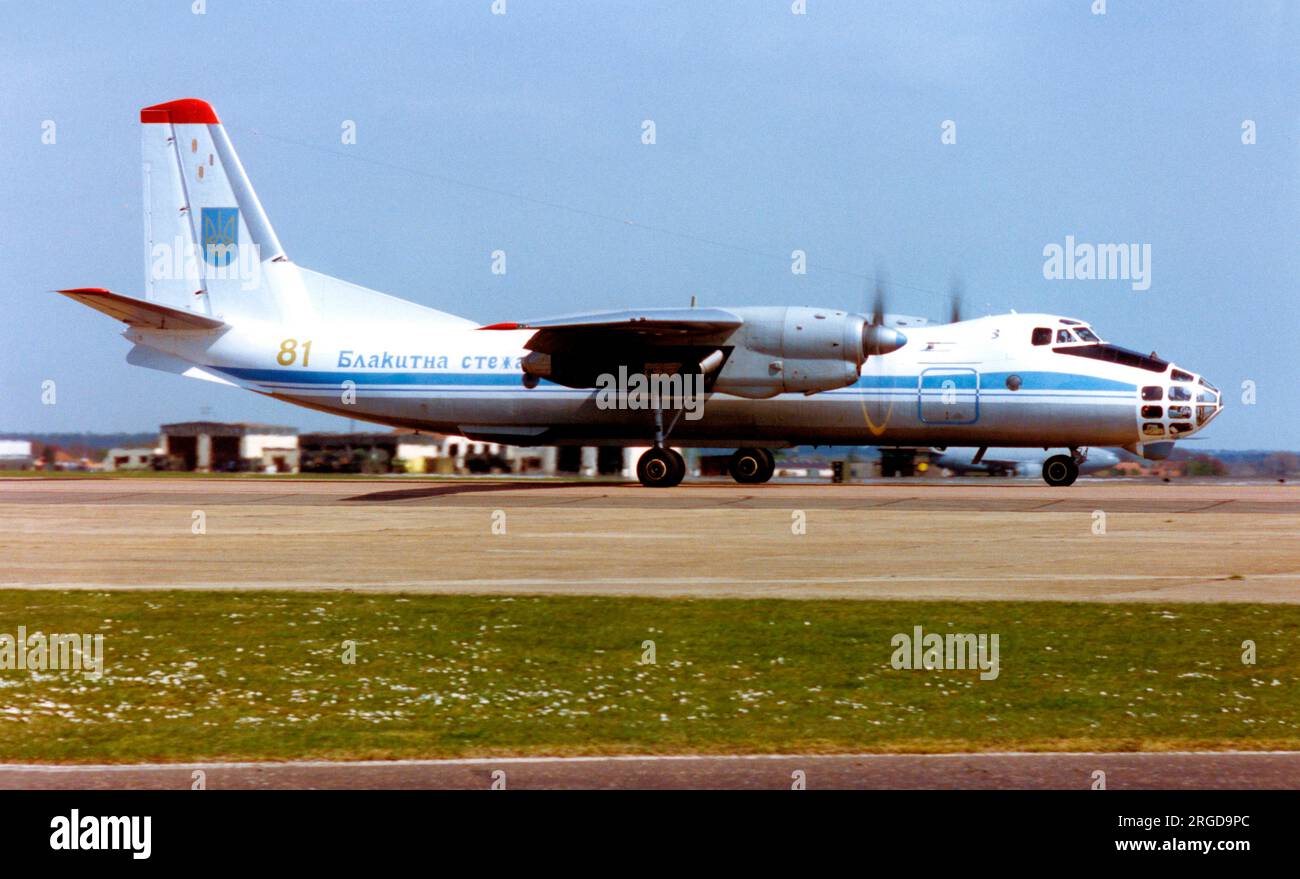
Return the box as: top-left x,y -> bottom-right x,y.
56,288 -> 226,330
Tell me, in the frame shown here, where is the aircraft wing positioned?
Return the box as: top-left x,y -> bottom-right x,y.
481,307 -> 743,359
481,307 -> 742,350
479,307 -> 742,386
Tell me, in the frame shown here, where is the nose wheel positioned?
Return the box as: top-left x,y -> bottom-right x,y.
1041,454 -> 1079,487
636,447 -> 686,487
728,448 -> 775,484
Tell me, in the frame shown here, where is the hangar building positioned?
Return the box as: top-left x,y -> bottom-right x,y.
160,422 -> 299,472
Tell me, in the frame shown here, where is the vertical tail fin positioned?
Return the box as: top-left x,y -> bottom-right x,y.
141,98 -> 308,323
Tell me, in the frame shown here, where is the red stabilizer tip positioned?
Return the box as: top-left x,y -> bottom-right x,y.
140,98 -> 220,124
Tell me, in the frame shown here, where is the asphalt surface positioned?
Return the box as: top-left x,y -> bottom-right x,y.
3,476 -> 1299,513
3,752 -> 1298,790
5,477 -> 1300,602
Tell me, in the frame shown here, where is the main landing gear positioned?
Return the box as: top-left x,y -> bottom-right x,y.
629,388 -> 776,487
636,447 -> 686,488
635,401 -> 688,488
727,448 -> 775,484
1041,448 -> 1086,487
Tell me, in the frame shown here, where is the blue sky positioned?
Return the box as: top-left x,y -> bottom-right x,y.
2,1 -> 1297,448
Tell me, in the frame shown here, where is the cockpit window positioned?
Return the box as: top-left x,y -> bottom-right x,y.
1168,386 -> 1192,402
1075,327 -> 1099,342
1032,328 -> 1052,346
1056,329 -> 1075,343
1141,386 -> 1163,400
1171,369 -> 1194,382
1053,344 -> 1170,373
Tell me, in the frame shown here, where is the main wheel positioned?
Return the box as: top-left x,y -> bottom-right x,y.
728,448 -> 775,484
665,448 -> 686,485
1041,454 -> 1079,487
637,448 -> 684,487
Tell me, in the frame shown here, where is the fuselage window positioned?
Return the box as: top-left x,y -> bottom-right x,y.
1141,405 -> 1163,418
1141,386 -> 1163,401
1168,386 -> 1192,402
1032,328 -> 1052,346
1056,329 -> 1075,343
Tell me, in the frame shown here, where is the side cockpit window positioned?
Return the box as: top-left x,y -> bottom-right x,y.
1032,328 -> 1052,346
1075,327 -> 1099,342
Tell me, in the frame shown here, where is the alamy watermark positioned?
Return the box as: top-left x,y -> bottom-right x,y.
890,625 -> 999,681
0,626 -> 104,678
150,235 -> 262,291
595,366 -> 705,421
1042,235 -> 1151,291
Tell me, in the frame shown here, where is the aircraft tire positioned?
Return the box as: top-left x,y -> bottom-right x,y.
1041,454 -> 1079,487
666,448 -> 686,486
729,448 -> 774,484
637,448 -> 684,487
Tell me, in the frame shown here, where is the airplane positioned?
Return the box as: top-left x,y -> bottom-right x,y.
57,99 -> 1223,488
929,446 -> 1121,478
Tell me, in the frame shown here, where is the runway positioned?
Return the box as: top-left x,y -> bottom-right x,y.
4,475 -> 1299,512
4,752 -> 1298,790
3,476 -> 1300,602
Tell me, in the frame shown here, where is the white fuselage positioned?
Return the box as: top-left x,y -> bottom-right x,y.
127,308 -> 1220,453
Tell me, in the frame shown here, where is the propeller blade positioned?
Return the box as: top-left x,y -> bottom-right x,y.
948,276 -> 964,324
871,268 -> 888,326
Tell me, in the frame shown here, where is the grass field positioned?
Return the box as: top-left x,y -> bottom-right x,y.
0,591 -> 1297,763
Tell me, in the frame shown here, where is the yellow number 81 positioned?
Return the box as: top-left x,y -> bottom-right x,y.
277,338 -> 312,367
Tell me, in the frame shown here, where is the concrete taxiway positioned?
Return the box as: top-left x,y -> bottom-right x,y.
3,752 -> 1297,790
3,477 -> 1299,602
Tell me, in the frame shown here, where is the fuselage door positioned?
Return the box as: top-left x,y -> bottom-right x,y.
918,367 -> 979,424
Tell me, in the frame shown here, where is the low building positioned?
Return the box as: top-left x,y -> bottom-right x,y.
103,447 -> 158,471
0,440 -> 34,470
160,422 -> 298,472
299,430 -> 521,474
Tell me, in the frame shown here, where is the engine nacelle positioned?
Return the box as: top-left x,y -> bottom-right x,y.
712,306 -> 868,398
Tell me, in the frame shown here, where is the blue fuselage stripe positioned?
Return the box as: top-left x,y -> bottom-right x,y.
212,366 -> 1137,394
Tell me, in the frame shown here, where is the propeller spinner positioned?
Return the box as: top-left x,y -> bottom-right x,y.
862,275 -> 907,357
